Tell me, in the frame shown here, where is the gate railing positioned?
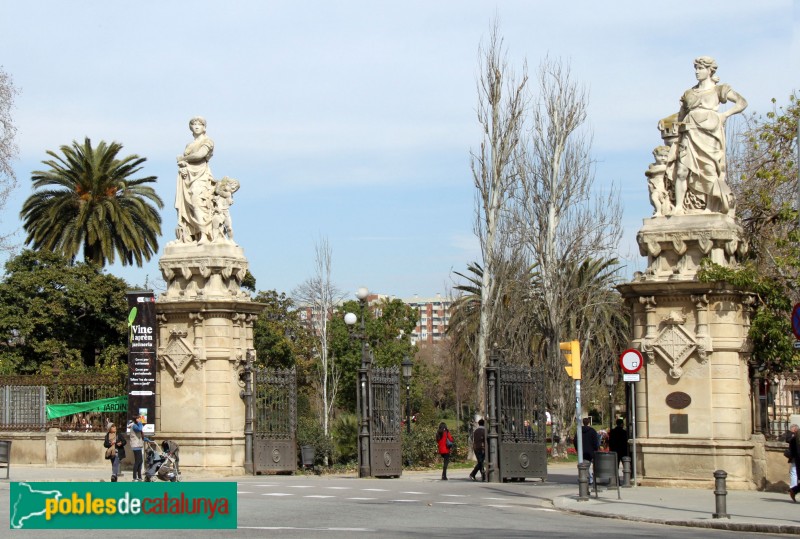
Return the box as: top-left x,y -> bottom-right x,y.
0,373 -> 127,431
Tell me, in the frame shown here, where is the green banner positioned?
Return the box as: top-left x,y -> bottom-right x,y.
46,396 -> 127,420
10,482 -> 237,529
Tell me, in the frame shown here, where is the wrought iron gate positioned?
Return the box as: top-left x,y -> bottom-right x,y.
367,366 -> 402,477
253,367 -> 297,474
487,356 -> 547,482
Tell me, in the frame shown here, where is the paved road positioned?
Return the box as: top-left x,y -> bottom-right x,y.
1,464 -> 797,537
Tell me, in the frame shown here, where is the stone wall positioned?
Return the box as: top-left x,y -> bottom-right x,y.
0,429 -> 132,468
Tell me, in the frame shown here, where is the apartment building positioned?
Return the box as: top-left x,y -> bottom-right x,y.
404,294 -> 452,344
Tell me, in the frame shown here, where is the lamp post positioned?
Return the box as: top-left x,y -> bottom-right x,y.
402,355 -> 413,435
345,286 -> 372,478
605,366 -> 616,431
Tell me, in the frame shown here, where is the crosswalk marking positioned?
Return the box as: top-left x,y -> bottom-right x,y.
436,501 -> 467,505
347,497 -> 376,500
389,499 -> 419,503
362,488 -> 388,492
325,486 -> 351,490
287,485 -> 314,488
305,495 -> 335,498
402,491 -> 426,494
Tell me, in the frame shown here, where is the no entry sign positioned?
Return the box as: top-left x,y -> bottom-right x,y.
620,349 -> 644,374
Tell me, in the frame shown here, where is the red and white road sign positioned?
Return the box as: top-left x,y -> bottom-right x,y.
620,349 -> 644,374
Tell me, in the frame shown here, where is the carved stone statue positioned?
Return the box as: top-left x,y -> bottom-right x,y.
175,117 -> 216,244
646,145 -> 670,216
212,177 -> 240,242
664,56 -> 747,215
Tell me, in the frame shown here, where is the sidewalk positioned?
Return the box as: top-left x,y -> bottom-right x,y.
2,463 -> 799,535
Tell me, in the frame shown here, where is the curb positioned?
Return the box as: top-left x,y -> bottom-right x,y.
552,496 -> 800,535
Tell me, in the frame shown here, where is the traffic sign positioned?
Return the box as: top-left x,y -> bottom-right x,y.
620,349 -> 644,374
623,373 -> 640,382
792,303 -> 800,340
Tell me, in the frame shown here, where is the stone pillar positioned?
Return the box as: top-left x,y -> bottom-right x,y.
155,241 -> 264,475
619,215 -> 757,489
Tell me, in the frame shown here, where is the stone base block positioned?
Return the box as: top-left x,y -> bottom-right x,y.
155,432 -> 245,477
637,437 -> 757,490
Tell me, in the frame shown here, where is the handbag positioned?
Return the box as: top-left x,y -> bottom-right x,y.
785,447 -> 792,459
105,446 -> 116,460
446,438 -> 454,450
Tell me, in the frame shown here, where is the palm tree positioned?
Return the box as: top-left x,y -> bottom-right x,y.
21,138 -> 163,267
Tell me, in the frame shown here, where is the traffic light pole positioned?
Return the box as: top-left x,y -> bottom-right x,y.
575,379 -> 583,465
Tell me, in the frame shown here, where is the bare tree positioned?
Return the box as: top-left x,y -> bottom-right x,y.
292,237 -> 343,436
0,67 -> 19,252
470,23 -> 529,414
513,57 -> 623,452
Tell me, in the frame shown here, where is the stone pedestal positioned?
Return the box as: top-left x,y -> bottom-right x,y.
154,241 -> 264,475
619,214 -> 758,489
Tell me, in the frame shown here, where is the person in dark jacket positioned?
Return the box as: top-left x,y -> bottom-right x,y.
608,418 -> 629,469
436,422 -> 454,480
469,419 -> 486,482
104,424 -> 127,482
788,424 -> 799,502
574,417 -> 600,483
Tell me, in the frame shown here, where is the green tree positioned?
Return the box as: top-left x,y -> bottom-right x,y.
329,297 -> 418,412
21,138 -> 164,267
0,249 -> 129,374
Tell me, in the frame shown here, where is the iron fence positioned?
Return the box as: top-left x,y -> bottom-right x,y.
0,373 -> 127,432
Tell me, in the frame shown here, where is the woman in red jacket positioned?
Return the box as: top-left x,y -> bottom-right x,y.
436,422 -> 454,480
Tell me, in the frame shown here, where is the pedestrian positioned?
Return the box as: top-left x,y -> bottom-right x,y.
103,424 -> 127,482
127,415 -> 145,482
469,418 -> 486,482
574,417 -> 599,483
787,424 -> 799,502
608,418 -> 629,471
436,422 -> 454,480
522,419 -> 534,442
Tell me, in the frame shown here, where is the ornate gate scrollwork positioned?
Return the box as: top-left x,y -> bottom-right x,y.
368,366 -> 402,477
252,367 -> 297,474
487,355 -> 547,482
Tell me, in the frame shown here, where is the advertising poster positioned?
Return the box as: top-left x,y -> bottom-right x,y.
126,291 -> 157,435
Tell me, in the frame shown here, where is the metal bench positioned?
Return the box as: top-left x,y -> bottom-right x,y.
0,440 -> 11,479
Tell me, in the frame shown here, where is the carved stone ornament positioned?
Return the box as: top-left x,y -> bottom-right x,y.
160,328 -> 198,384
651,310 -> 698,379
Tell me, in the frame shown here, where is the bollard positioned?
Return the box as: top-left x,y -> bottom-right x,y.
621,456 -> 631,488
577,461 -> 591,501
712,469 -> 730,519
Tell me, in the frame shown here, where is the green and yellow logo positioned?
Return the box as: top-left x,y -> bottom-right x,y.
10,482 -> 237,529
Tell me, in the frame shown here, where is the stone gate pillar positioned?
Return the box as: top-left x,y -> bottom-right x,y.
153,117 -> 265,475
617,59 -> 758,489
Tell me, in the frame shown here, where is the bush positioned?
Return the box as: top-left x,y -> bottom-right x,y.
332,413 -> 358,464
403,425 -> 468,467
296,416 -> 333,466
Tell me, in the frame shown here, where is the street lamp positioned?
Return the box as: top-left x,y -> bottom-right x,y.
402,355 -> 413,434
345,286 -> 371,478
605,366 -> 616,431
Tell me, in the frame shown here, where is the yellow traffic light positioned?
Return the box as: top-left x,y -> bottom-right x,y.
560,340 -> 581,379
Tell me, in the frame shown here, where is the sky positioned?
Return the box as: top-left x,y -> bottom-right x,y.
0,1 -> 798,301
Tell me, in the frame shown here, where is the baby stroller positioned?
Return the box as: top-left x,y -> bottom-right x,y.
144,439 -> 181,482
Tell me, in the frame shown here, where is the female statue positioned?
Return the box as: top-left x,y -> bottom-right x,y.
175,116 -> 215,243
666,56 -> 747,215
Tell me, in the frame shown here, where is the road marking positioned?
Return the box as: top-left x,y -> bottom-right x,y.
325,486 -> 351,490
237,491 -> 254,494
389,499 -> 419,503
441,494 -> 467,497
402,491 -> 426,495
261,493 -> 293,496
347,497 -> 376,501
483,497 -> 507,500
288,485 -> 314,488
436,502 -> 467,505
253,483 -> 278,487
486,504 -> 513,508
305,495 -> 335,498
362,488 -> 388,492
